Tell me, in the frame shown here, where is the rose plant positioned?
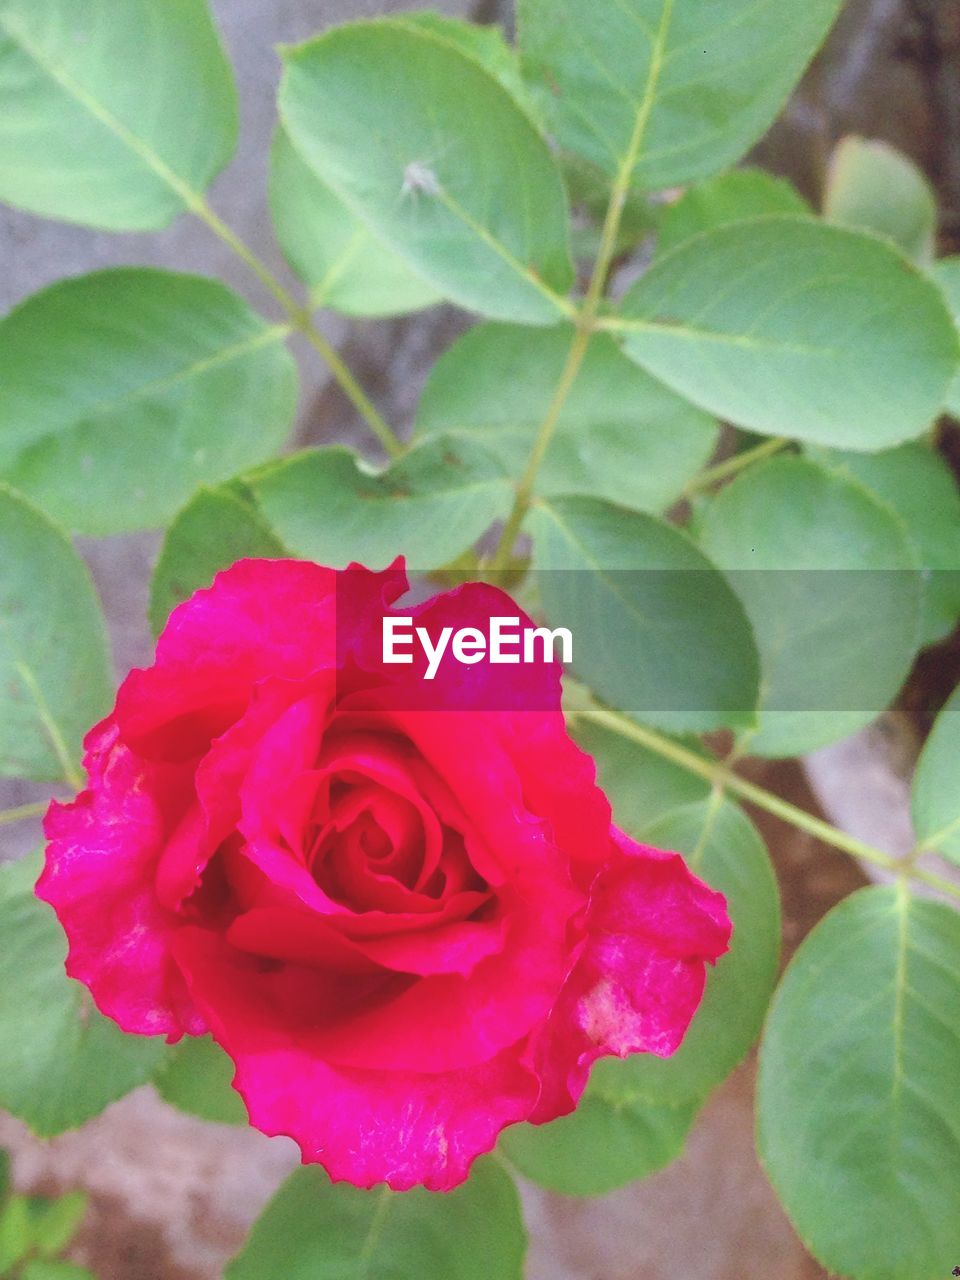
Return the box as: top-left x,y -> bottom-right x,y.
0,0 -> 959,1277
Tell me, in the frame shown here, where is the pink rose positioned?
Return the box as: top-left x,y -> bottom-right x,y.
38,559 -> 730,1190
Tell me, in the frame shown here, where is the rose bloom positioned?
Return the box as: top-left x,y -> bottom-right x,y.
39,559 -> 730,1191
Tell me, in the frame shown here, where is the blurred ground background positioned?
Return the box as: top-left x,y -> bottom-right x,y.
1,0 -> 958,1275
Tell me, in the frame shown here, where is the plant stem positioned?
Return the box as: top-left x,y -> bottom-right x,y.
489,1 -> 675,571
682,436 -> 790,497
576,701 -> 960,905
489,324 -> 592,572
0,801 -> 49,826
190,196 -> 404,461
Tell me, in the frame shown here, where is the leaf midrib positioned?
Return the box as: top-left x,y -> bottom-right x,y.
604,315 -> 834,358
2,324 -> 291,460
0,7 -> 200,210
535,499 -> 697,640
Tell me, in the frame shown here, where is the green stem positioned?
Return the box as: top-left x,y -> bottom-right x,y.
682,436 -> 790,497
489,0 -> 676,571
489,324 -> 592,572
576,701 -> 960,904
190,197 -> 404,461
0,801 -> 49,826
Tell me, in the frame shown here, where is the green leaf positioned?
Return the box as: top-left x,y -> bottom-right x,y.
0,859 -> 166,1136
698,455 -> 922,757
500,1088 -> 698,1196
529,496 -> 760,732
931,256 -> 960,417
601,798 -> 780,1103
396,13 -> 538,120
279,21 -> 573,325
0,487 -> 111,782
415,324 -> 717,513
0,1150 -> 9,1203
0,270 -> 298,535
614,217 -> 958,449
808,442 -> 960,647
757,885 -> 960,1280
0,1195 -> 31,1272
225,1157 -> 525,1280
29,1191 -> 88,1258
269,128 -> 441,317
572,716 -> 710,831
21,1264 -> 95,1280
824,135 -> 937,262
154,1035 -> 247,1126
0,851 -> 43,903
0,0 -> 237,230
912,684 -> 960,865
518,0 -> 842,191
656,169 -> 809,257
251,437 -> 512,571
149,486 -> 287,638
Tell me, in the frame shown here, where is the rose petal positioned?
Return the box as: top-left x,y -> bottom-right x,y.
497,710 -> 614,890
37,721 -> 204,1038
307,731 -> 451,889
369,709 -> 574,891
286,883 -> 574,1074
529,831 -> 731,1119
227,904 -> 506,977
237,688 -> 332,849
172,926 -> 538,1191
395,580 -> 564,712
118,559 -> 400,760
153,679 -> 332,912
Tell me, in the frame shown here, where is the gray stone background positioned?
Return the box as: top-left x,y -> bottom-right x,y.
1,0 -> 959,1276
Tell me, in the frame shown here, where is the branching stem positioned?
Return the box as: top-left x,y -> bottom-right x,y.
489,0 -> 676,571
576,701 -> 960,905
682,436 -> 790,497
190,196 -> 404,460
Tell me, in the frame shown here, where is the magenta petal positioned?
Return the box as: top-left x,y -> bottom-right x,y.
151,679 -> 332,912
117,559 -> 396,760
309,923 -> 561,1073
356,914 -> 507,977
529,831 -> 731,1119
497,709 -> 613,890
378,710 -> 573,890
238,689 -> 331,845
401,580 -> 564,711
37,721 -> 205,1038
238,1045 -> 536,1192
172,927 -> 538,1191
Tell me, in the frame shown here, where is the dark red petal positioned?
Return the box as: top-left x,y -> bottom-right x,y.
227,904 -> 506,977
306,897 -> 568,1074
